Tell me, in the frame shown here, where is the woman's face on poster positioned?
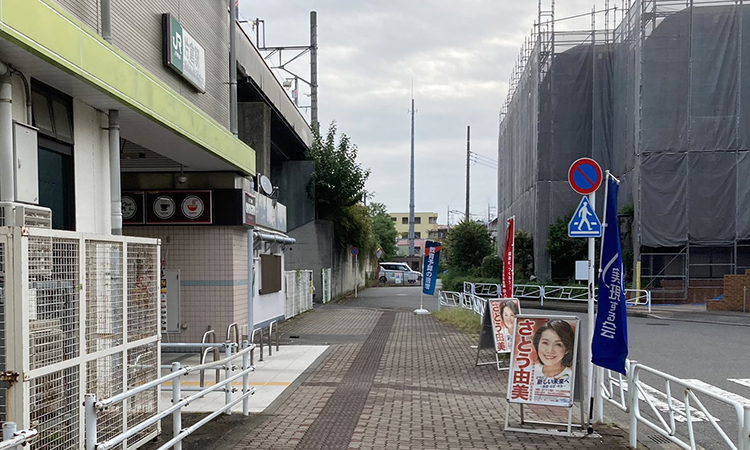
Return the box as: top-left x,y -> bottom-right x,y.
502,306 -> 515,329
538,329 -> 566,367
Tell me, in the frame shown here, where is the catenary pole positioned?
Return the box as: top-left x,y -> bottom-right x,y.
465,126 -> 470,221
409,96 -> 416,256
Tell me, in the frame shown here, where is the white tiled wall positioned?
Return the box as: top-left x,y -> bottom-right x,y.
125,226 -> 249,343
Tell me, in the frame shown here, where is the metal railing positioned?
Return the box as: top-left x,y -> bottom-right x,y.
86,341 -> 256,450
452,282 -> 652,312
628,363 -> 750,450
1,423 -> 37,450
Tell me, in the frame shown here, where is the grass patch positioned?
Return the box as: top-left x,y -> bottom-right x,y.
432,307 -> 482,341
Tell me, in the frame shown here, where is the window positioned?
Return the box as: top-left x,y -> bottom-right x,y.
414,217 -> 421,224
401,232 -> 408,238
402,217 -> 408,224
32,80 -> 75,230
429,217 -> 437,224
415,232 -> 421,239
391,217 -> 397,222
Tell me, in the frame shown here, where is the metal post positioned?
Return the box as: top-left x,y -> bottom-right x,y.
248,228 -> 254,340
0,71 -> 14,203
587,190 -> 596,432
744,286 -> 747,313
171,362 -> 182,450
101,0 -> 112,42
540,285 -> 545,307
741,404 -> 750,450
647,290 -> 652,313
465,125 -> 471,221
3,422 -> 16,442
355,253 -> 358,297
595,366 -> 604,422
310,11 -> 318,132
85,394 -> 98,450
409,97 -> 416,257
229,0 -> 238,136
258,328 -> 264,362
629,364 -> 639,449
109,110 -> 122,235
268,323 -> 273,356
224,344 -> 232,413
242,340 -> 250,416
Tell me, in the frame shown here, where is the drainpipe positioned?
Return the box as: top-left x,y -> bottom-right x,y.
247,228 -> 254,337
229,0 -> 238,136
101,0 -> 112,42
109,110 -> 122,235
8,68 -> 32,124
0,61 -> 14,203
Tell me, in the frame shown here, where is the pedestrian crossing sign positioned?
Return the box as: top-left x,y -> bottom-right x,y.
568,196 -> 601,237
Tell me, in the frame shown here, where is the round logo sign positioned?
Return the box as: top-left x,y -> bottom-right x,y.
181,195 -> 204,219
153,196 -> 176,219
122,196 -> 137,220
568,158 -> 603,195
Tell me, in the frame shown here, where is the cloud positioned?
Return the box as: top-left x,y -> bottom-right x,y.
241,0 -> 603,223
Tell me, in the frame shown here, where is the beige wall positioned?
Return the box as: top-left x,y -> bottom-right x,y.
389,212 -> 439,238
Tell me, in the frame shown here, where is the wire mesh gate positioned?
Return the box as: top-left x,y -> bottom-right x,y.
284,270 -> 313,318
0,227 -> 160,450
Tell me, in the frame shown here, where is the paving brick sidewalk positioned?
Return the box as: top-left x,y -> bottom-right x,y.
223,304 -> 636,450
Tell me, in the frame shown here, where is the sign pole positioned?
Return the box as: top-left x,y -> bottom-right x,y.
355,253 -> 358,298
586,190 -> 596,433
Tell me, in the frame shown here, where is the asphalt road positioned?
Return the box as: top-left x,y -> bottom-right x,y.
342,286 -> 750,450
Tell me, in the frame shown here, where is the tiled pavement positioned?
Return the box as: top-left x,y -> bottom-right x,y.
225,304 -> 637,450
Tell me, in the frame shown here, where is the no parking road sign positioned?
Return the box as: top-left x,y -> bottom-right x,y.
568,158 -> 603,195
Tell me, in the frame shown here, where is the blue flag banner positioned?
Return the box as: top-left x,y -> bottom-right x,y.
422,241 -> 441,296
592,177 -> 629,375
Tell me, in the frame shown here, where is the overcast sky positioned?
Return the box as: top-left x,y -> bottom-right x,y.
240,0 -> 604,225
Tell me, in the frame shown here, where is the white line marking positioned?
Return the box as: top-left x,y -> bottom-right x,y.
729,379 -> 750,389
683,379 -> 750,407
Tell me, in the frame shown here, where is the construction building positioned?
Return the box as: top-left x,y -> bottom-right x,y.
498,0 -> 750,302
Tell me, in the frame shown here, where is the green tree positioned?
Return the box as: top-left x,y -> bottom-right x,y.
547,212 -> 587,280
368,202 -> 398,261
307,121 -> 370,220
307,121 -> 371,248
446,220 -> 493,275
515,230 -> 534,279
481,254 -> 503,278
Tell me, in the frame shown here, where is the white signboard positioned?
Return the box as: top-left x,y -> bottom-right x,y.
575,260 -> 588,281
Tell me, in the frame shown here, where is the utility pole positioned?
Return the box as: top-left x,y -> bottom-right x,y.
310,11 -> 318,133
409,96 -> 416,257
465,125 -> 470,222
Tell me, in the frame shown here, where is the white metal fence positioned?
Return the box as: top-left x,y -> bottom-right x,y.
0,227 -> 160,450
460,282 -> 652,312
284,270 -> 313,318
86,341 -> 255,450
321,268 -> 332,303
600,361 -> 750,450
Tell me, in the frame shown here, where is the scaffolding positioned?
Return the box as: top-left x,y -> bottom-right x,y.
499,0 -> 750,301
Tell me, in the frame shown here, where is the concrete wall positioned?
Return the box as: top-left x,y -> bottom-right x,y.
239,102 -> 272,178
273,160 -> 315,232
53,0 -> 230,126
286,220 -> 334,300
74,101 -> 111,234
332,245 -> 374,299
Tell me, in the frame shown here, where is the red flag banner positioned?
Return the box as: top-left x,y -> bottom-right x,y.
501,217 -> 515,298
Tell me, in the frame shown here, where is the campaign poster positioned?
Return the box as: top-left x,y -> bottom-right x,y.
488,298 -> 521,353
506,315 -> 580,407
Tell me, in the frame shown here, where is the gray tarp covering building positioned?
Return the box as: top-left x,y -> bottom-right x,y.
499,1 -> 750,298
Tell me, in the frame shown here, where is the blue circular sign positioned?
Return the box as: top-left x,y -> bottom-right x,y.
351,247 -> 359,255
568,158 -> 602,195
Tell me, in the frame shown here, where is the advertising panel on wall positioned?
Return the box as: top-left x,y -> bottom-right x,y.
507,315 -> 580,407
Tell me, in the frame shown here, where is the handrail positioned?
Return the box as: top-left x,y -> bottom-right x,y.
200,329 -> 220,388
88,342 -> 256,450
1,423 -> 37,450
629,363 -> 750,450
226,322 -> 240,347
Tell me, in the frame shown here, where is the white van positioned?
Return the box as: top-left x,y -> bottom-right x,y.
378,262 -> 422,284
